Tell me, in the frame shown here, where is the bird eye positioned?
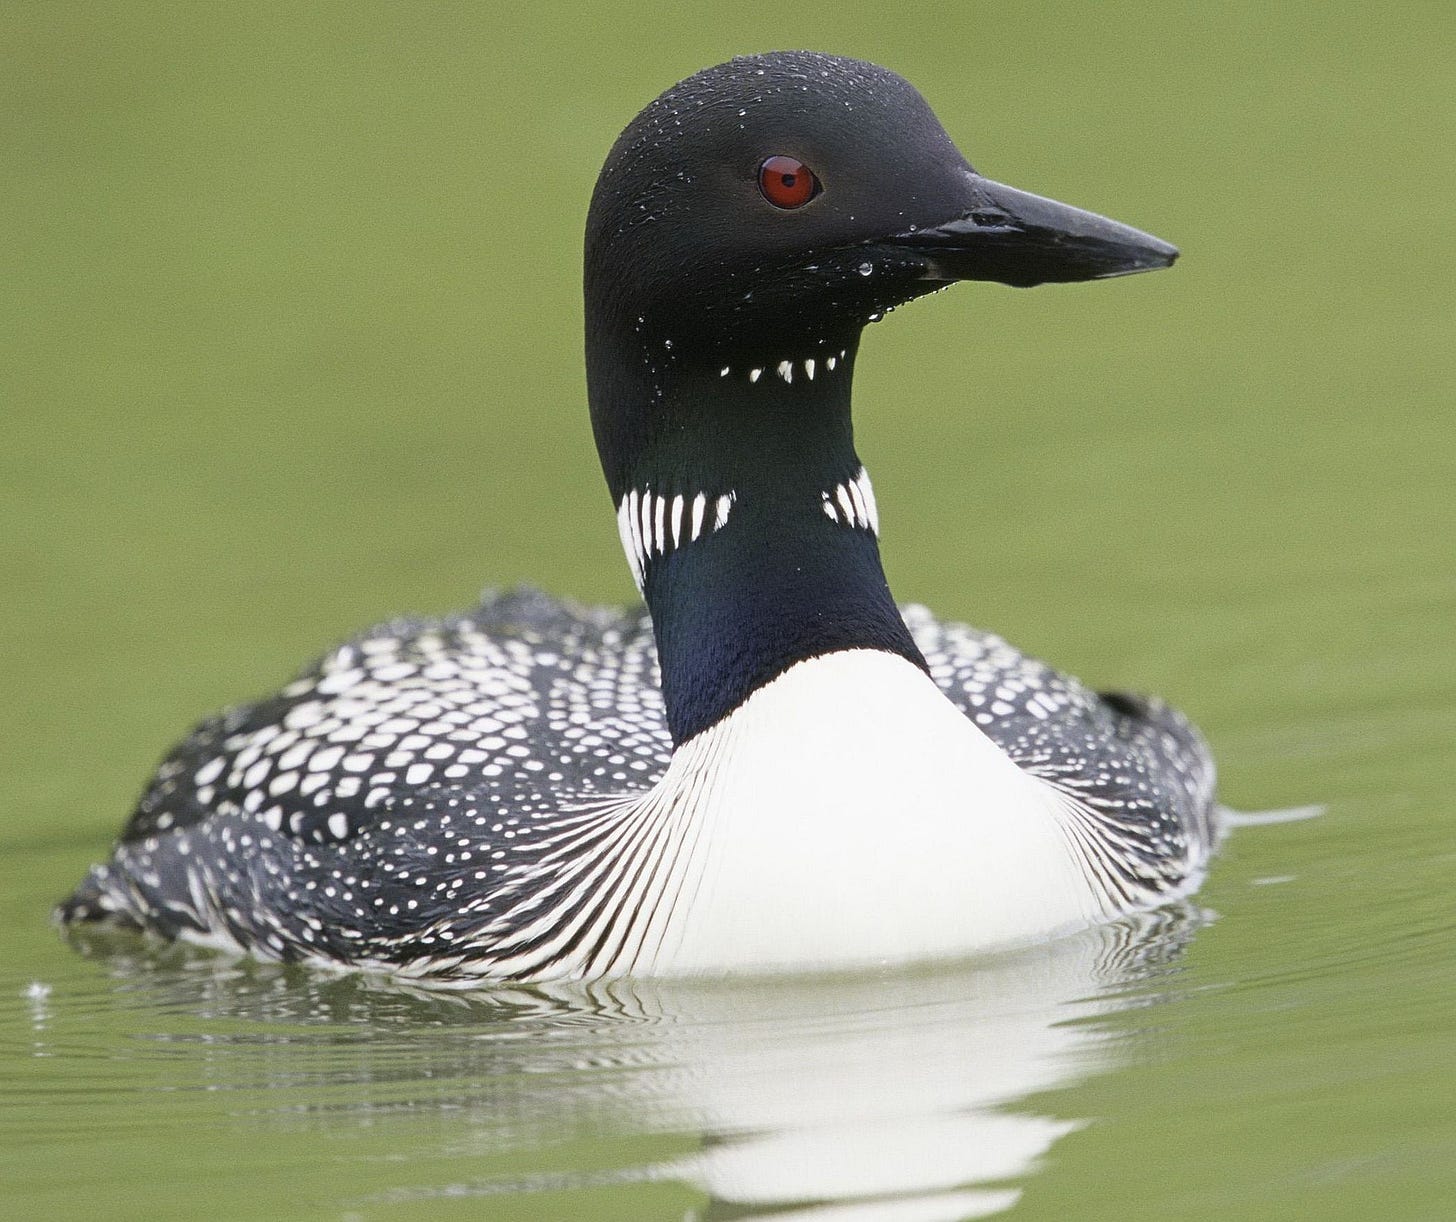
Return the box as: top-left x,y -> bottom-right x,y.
758,156 -> 820,209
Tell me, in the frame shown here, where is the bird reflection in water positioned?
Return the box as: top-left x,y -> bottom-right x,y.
66,909 -> 1203,1220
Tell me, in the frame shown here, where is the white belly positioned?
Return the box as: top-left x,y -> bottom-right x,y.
640,650 -> 1109,975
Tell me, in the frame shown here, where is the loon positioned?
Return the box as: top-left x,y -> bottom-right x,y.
59,52 -> 1215,982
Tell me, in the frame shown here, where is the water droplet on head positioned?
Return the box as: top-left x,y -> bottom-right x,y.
857,263 -> 874,277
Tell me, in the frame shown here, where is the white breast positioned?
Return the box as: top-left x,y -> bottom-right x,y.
636,650 -> 1112,976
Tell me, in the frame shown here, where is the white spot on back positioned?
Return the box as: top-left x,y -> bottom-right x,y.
309,745 -> 344,773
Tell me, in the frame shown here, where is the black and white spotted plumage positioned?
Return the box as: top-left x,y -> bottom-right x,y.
59,52 -> 1215,979
904,606 -> 1216,910
60,588 -> 1214,981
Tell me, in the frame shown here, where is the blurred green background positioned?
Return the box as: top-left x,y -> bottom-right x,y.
2,2 -> 1453,1219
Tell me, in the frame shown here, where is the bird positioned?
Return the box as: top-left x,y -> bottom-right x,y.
59,51 -> 1216,983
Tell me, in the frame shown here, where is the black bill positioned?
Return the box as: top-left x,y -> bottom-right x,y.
883,173 -> 1178,288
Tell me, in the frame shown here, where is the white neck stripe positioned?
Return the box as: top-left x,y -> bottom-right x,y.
820,466 -> 879,535
618,487 -> 738,590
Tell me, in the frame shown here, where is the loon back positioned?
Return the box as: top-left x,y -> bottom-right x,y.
60,51 -> 1214,982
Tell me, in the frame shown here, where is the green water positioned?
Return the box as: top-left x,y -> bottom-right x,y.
3,2 -> 1453,1218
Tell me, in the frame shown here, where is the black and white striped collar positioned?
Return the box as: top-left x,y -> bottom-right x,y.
615,466 -> 878,591
617,488 -> 737,591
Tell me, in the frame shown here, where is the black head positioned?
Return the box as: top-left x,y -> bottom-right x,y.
585,52 -> 1177,363
584,51 -> 1176,493
581,52 -> 1179,742
586,53 -> 969,359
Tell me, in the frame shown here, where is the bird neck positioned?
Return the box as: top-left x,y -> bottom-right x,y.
587,330 -> 927,744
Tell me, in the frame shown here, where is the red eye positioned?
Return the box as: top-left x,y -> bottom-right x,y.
758,156 -> 820,209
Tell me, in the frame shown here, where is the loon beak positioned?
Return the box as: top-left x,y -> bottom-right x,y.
887,173 -> 1178,288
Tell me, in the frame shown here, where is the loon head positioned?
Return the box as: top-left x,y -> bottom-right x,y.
584,50 -> 1175,493
582,51 -> 1178,742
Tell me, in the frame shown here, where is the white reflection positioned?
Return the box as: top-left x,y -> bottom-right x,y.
24,979 -> 54,1059
68,908 -> 1199,1219
523,912 -> 1196,1220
